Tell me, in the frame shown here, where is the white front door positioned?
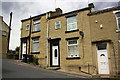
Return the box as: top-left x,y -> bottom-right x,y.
52,46 -> 59,66
97,44 -> 110,74
22,43 -> 27,59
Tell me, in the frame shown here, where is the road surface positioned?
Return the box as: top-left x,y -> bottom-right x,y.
2,59 -> 86,78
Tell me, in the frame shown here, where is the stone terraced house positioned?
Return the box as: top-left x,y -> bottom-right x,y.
20,3 -> 120,77
0,16 -> 9,58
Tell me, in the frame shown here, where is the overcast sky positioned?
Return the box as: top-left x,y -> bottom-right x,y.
1,0 -> 120,50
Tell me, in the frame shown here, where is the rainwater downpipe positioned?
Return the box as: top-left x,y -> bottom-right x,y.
46,12 -> 50,66
111,41 -> 117,74
28,16 -> 32,55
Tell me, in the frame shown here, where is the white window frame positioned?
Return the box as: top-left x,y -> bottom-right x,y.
33,19 -> 40,32
26,24 -> 29,30
67,16 -> 77,31
116,13 -> 120,30
32,38 -> 39,52
113,11 -> 120,31
67,39 -> 79,58
55,21 -> 61,29
2,31 -> 7,36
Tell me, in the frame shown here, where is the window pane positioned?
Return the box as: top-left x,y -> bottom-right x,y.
26,25 -> 29,30
116,13 -> 120,29
68,46 -> 74,57
34,24 -> 40,31
74,45 -> 78,56
33,38 -> 39,42
56,21 -> 60,24
33,20 -> 40,31
56,25 -> 60,29
67,23 -> 77,31
34,20 -> 40,24
33,42 -> 39,52
67,16 -> 77,31
2,31 -> 6,36
71,23 -> 77,29
116,13 -> 120,17
67,24 -> 72,31
97,44 -> 107,50
67,17 -> 76,24
55,21 -> 60,29
54,49 -> 57,57
68,45 -> 78,57
118,18 -> 120,28
68,40 -> 77,45
32,39 -> 39,52
68,40 -> 78,57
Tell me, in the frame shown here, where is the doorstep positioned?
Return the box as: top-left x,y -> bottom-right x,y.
47,67 -> 61,70
92,74 -> 117,78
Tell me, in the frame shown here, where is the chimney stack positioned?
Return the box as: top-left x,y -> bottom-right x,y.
88,3 -> 95,12
55,8 -> 62,14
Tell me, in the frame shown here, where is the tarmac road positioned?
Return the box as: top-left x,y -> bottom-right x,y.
2,59 -> 115,80
2,59 -> 83,78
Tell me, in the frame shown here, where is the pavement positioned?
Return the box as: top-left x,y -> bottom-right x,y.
2,59 -> 92,79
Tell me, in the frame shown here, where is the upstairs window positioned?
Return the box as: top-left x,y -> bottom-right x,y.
67,39 -> 79,57
33,19 -> 40,32
32,38 -> 39,52
67,16 -> 77,31
115,12 -> 120,29
55,21 -> 61,29
2,31 -> 7,36
26,24 -> 29,30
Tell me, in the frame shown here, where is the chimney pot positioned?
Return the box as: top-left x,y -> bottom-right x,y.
88,3 -> 95,8
55,8 -> 62,14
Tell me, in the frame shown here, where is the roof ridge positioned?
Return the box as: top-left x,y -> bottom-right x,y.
88,6 -> 120,16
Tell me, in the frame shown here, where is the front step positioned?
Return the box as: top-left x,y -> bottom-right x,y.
92,74 -> 116,78
47,67 -> 61,70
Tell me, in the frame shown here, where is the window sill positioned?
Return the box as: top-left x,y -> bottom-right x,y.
31,52 -> 40,54
55,28 -> 60,30
116,29 -> 120,33
32,30 -> 40,33
66,57 -> 80,60
65,29 -> 79,33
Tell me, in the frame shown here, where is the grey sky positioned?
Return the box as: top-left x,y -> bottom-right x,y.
1,0 -> 120,50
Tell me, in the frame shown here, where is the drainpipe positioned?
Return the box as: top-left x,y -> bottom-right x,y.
111,41 -> 117,74
28,16 -> 32,55
7,12 -> 13,53
46,12 -> 50,66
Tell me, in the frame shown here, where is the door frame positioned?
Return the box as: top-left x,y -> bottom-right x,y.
22,42 -> 27,59
20,37 -> 28,60
49,38 -> 61,67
